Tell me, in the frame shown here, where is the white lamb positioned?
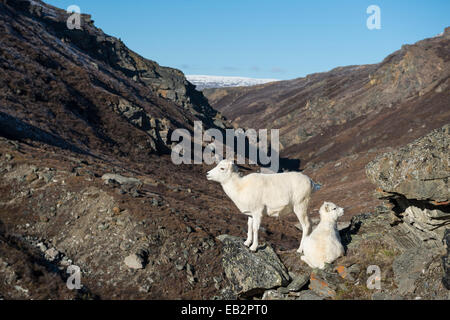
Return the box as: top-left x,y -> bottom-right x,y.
206,159 -> 314,253
301,202 -> 345,269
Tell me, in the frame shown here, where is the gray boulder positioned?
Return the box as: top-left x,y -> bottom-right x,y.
217,235 -> 290,297
287,273 -> 309,292
101,173 -> 142,186
392,247 -> 437,294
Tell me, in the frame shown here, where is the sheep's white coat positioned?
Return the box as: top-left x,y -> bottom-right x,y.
301,202 -> 345,269
207,159 -> 313,252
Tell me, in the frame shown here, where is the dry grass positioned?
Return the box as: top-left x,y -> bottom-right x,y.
334,238 -> 400,299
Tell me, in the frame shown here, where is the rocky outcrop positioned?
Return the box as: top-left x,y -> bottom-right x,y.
367,124 -> 449,202
366,124 -> 449,248
216,235 -> 290,297
333,210 -> 449,299
363,125 -> 450,297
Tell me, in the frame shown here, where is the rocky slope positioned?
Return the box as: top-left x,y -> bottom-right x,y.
219,126 -> 449,300
204,28 -> 450,217
0,0 -> 304,300
3,124 -> 446,300
0,0 -> 228,161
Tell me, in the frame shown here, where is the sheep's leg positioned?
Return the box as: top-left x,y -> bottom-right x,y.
244,216 -> 253,247
249,211 -> 262,252
294,200 -> 310,254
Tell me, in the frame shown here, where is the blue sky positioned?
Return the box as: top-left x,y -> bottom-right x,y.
46,0 -> 449,80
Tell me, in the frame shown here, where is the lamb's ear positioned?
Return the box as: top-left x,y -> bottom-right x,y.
324,202 -> 331,212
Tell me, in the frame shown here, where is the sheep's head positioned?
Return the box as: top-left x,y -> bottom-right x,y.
319,201 -> 344,221
206,159 -> 237,183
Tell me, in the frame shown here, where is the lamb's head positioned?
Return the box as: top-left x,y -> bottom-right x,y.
319,201 -> 344,221
206,159 -> 237,183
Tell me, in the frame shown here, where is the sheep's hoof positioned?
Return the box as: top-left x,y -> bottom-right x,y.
249,245 -> 258,252
244,240 -> 252,247
296,248 -> 304,254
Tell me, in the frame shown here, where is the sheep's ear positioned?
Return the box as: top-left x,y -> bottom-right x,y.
324,202 -> 331,212
225,158 -> 234,166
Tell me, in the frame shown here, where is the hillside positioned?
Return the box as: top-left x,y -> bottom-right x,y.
0,0 -> 229,162
0,0 -> 251,300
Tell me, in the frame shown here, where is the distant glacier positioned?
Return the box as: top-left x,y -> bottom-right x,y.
186,75 -> 279,90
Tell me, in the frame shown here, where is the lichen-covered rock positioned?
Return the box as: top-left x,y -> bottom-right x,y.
401,202 -> 450,244
392,247 -> 437,294
217,235 -> 290,297
308,269 -> 345,299
366,124 -> 449,202
366,124 -> 450,248
339,210 -> 449,299
287,273 -> 309,292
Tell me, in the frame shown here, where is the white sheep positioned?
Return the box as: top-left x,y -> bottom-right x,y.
301,202 -> 345,269
206,159 -> 314,252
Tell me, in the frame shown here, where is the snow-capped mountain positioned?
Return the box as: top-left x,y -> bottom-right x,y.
186,75 -> 279,90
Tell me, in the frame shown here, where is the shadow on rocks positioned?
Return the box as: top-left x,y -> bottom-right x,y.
338,212 -> 374,252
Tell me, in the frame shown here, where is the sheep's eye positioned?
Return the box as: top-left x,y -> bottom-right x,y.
220,168 -> 225,171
